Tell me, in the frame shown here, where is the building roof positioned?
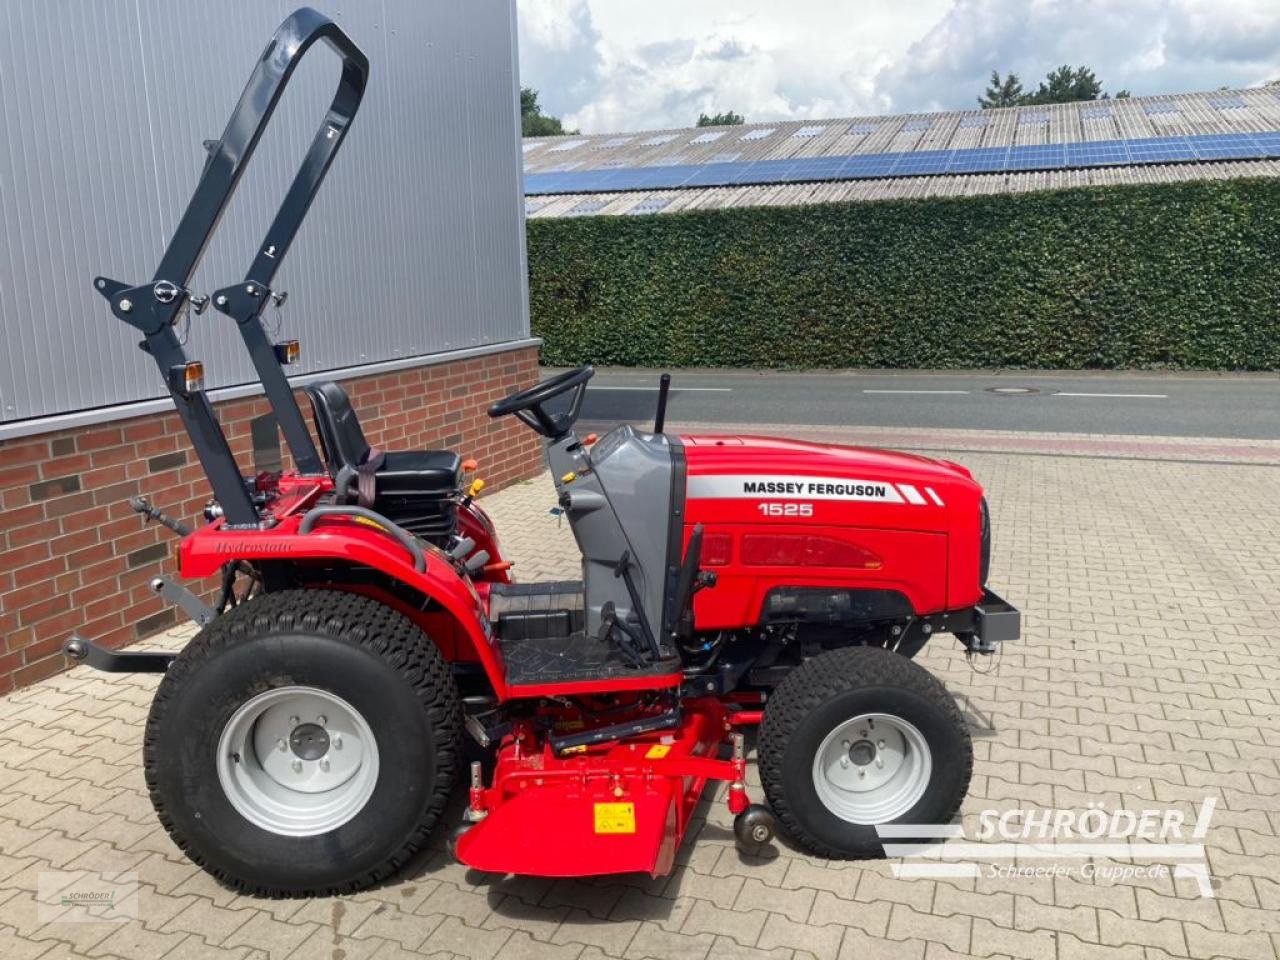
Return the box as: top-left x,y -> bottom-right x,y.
522,87 -> 1280,218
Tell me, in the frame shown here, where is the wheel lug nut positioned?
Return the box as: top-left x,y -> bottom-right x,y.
317,715 -> 327,726
277,738 -> 287,752
841,740 -> 850,749
878,740 -> 886,749
858,769 -> 866,778
876,758 -> 884,769
289,716 -> 300,727
320,759 -> 330,772
840,757 -> 849,768
333,736 -> 343,750
291,759 -> 303,773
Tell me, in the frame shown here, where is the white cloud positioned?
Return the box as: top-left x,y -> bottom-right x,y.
516,0 -> 1280,133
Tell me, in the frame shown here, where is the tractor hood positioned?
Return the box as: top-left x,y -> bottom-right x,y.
680,434 -> 976,490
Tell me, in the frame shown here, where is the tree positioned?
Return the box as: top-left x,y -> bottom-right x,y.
979,65 -> 1127,108
1025,65 -> 1103,105
521,87 -> 577,137
978,71 -> 1025,109
696,110 -> 745,127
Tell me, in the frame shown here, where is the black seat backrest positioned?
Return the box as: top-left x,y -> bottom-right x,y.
305,381 -> 372,469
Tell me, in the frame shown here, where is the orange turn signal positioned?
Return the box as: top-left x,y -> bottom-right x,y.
167,360 -> 205,395
273,340 -> 300,365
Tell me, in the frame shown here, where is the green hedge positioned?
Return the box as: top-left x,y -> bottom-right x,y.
527,178 -> 1280,369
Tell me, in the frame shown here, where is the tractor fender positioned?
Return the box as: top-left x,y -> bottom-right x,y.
178,516 -> 511,699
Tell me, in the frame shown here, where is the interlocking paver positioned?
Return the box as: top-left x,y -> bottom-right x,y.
4,439 -> 1280,959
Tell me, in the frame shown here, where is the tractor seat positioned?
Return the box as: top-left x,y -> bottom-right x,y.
305,380 -> 461,542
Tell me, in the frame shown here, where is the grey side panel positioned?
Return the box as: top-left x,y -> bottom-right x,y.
0,0 -> 526,424
548,425 -> 674,639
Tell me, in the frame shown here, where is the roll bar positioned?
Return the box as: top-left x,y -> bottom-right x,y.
95,9 -> 369,526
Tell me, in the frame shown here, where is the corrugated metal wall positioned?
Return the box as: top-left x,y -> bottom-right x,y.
0,0 -> 528,424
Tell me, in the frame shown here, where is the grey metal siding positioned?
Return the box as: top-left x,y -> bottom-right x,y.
0,0 -> 529,424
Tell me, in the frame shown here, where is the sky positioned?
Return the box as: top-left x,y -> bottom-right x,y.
516,0 -> 1280,134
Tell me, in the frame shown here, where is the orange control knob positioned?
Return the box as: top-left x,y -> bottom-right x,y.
462,458 -> 478,472
584,433 -> 598,445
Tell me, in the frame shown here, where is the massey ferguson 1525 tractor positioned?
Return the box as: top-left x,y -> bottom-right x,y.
65,9 -> 1019,896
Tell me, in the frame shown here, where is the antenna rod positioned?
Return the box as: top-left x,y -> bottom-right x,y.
654,373 -> 672,434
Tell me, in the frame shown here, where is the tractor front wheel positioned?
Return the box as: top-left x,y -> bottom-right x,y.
144,590 -> 460,896
758,646 -> 971,858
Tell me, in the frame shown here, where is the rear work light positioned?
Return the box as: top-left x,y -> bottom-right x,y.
273,339 -> 301,364
166,361 -> 205,396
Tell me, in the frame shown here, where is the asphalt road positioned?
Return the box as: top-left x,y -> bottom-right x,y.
556,368 -> 1280,440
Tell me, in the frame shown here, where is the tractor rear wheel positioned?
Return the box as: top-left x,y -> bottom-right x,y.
143,590 -> 460,896
758,646 -> 971,858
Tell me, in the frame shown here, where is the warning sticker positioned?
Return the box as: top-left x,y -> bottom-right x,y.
645,744 -> 672,759
594,802 -> 636,834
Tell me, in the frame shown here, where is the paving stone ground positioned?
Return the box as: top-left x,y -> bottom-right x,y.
2,426 -> 1279,960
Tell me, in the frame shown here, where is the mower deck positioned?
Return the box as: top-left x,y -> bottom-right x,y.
491,582 -> 682,693
455,697 -> 745,877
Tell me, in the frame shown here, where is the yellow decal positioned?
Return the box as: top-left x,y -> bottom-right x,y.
594,802 -> 636,834
644,744 -> 672,759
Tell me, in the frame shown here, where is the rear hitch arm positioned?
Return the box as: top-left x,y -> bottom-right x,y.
64,635 -> 176,674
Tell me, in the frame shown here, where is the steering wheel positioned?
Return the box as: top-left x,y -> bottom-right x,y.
487,365 -> 595,438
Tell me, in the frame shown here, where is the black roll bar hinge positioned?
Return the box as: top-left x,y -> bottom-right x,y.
93,276 -> 207,336
210,281 -> 287,323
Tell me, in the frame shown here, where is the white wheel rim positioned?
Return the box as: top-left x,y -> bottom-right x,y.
216,686 -> 379,837
811,712 -> 931,824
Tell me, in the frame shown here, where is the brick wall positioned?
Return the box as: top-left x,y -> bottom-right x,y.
0,344 -> 543,693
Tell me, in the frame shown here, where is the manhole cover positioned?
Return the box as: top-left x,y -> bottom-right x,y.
985,386 -> 1041,396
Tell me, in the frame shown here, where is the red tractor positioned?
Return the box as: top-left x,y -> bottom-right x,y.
66,9 -> 1018,895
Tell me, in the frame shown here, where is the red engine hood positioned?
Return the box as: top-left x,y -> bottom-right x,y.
680,434 -> 975,487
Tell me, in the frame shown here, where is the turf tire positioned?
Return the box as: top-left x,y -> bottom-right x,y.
143,590 -> 460,896
758,646 -> 971,858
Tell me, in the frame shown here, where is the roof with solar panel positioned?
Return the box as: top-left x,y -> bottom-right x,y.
522,86 -> 1280,218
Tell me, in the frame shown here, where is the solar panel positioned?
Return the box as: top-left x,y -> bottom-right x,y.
1209,95 -> 1246,110
690,131 -> 724,144
848,122 -> 878,135
640,133 -> 678,146
1018,112 -> 1048,125
594,137 -> 633,149
793,125 -> 826,138
1007,143 -> 1065,168
902,120 -> 931,132
1143,101 -> 1180,116
1080,106 -> 1112,120
740,127 -> 776,140
628,196 -> 673,215
549,139 -> 588,152
958,116 -> 989,128
567,198 -> 609,217
892,150 -> 951,175
523,129 -> 1280,196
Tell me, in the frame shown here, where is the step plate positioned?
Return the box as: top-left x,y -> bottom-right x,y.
499,631 -> 679,687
